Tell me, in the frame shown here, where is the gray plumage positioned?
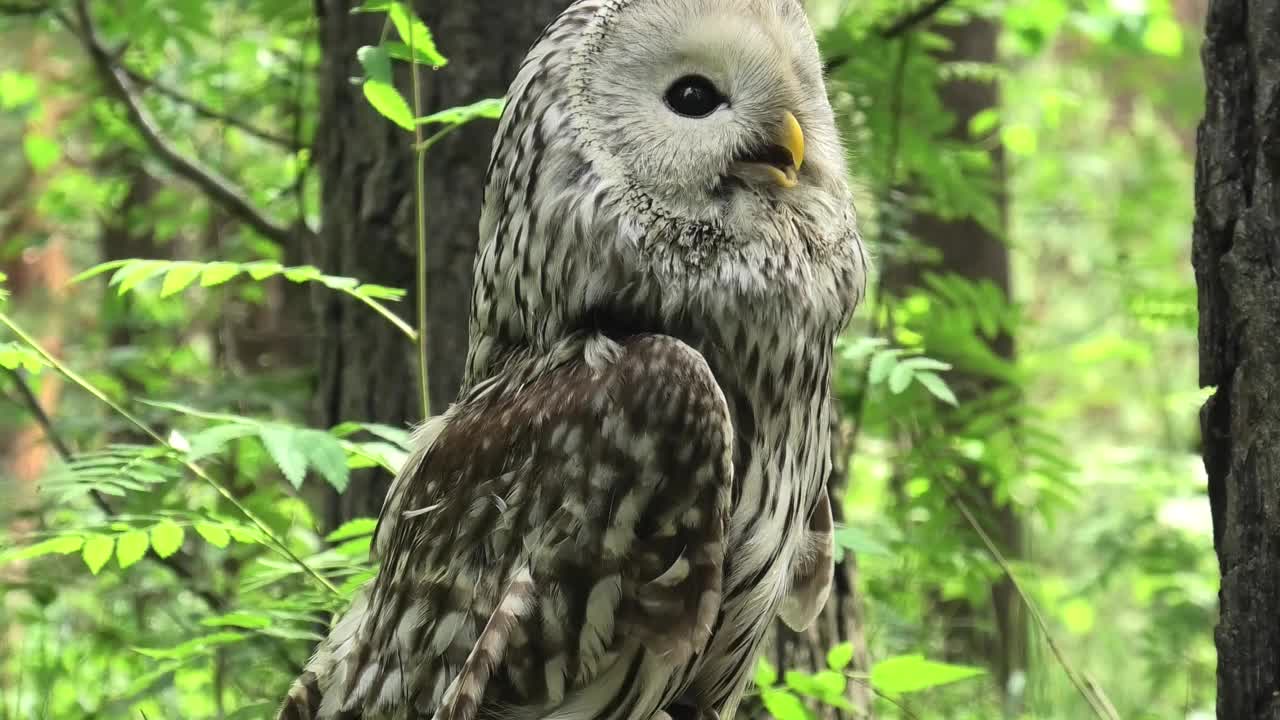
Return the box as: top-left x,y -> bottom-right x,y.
278,0 -> 866,718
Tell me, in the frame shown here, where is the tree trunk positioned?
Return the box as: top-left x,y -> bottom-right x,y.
311,0 -> 567,528
1192,1 -> 1280,718
881,17 -> 1026,701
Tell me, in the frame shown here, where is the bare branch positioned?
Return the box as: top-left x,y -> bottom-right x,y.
66,0 -> 313,245
121,66 -> 304,151
880,0 -> 955,39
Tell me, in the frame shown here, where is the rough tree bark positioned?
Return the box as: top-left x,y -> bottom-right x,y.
311,0 -> 567,528
1192,1 -> 1280,718
881,17 -> 1026,699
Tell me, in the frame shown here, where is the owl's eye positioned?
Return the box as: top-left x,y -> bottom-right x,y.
664,75 -> 725,118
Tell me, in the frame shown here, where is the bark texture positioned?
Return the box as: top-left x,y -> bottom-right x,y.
881,17 -> 1025,697
311,0 -> 567,527
1192,1 -> 1280,718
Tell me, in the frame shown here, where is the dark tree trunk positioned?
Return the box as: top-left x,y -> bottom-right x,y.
881,17 -> 1026,700
1192,1 -> 1280,718
310,0 -> 567,528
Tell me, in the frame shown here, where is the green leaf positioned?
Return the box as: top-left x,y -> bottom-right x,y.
260,424 -> 308,489
23,134 -> 61,171
160,263 -> 202,297
200,262 -> 241,287
826,642 -> 855,671
888,361 -> 914,394
1142,16 -> 1183,57
82,535 -> 114,575
810,670 -> 846,697
187,423 -> 260,460
416,98 -> 505,126
326,517 -> 378,543
754,657 -> 778,688
299,429 -> 351,492
868,348 -> 902,385
387,2 -> 447,67
915,372 -> 959,406
833,525 -> 892,557
195,523 -> 231,549
870,654 -> 985,695
760,688 -> 812,720
112,260 -> 167,295
968,108 -> 1000,137
116,529 -> 150,569
134,632 -> 246,660
0,535 -> 84,565
201,612 -> 271,630
243,261 -> 283,280
1001,123 -> 1038,156
357,45 -> 415,130
0,70 -> 38,109
150,521 -> 186,559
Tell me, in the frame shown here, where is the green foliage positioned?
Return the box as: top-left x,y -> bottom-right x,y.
0,0 -> 1208,718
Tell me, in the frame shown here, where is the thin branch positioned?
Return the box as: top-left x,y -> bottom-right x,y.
64,0 -> 313,246
949,493 -> 1120,720
880,0 -> 955,39
121,66 -> 303,151
823,0 -> 956,74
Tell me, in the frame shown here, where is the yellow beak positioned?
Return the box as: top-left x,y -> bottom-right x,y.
765,111 -> 805,188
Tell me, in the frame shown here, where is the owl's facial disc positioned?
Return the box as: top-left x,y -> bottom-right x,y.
730,110 -> 805,189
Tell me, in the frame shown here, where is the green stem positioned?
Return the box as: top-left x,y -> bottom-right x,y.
0,312 -> 341,598
408,6 -> 431,418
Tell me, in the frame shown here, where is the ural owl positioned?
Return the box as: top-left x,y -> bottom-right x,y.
279,0 -> 866,717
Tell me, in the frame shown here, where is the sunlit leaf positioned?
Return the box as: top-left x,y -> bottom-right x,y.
82,535 -> 114,575
357,45 -> 414,130
260,424 -> 308,489
150,522 -> 186,559
116,530 -> 150,569
387,2 -> 447,67
754,657 -> 778,688
870,654 -> 985,695
326,517 -> 379,543
826,642 -> 856,671
195,523 -> 231,549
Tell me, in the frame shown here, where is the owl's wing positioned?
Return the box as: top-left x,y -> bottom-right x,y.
778,486 -> 834,632
300,333 -> 733,720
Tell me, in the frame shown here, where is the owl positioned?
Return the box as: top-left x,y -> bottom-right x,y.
278,0 -> 866,718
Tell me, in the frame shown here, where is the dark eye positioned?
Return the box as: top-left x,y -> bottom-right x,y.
664,75 -> 725,118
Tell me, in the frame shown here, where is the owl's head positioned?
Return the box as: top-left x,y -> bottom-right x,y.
569,0 -> 850,236
470,0 -> 863,380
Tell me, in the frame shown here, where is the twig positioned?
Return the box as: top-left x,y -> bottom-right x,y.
63,0 -> 312,247
121,66 -> 302,151
880,0 -> 955,39
950,493 -> 1121,720
409,21 -> 432,418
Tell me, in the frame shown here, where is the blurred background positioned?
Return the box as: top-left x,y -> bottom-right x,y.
0,0 -> 1209,718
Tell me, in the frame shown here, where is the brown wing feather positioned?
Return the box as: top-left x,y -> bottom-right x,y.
278,332 -> 733,719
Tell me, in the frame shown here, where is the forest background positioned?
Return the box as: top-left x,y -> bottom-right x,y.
0,0 -> 1211,718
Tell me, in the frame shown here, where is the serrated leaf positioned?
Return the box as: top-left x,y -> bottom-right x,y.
826,642 -> 856,671
870,654 -> 985,695
82,535 -> 114,575
112,260 -> 167,295
116,530 -> 150,569
888,361 -> 914,394
195,523 -> 231,548
200,262 -> 241,286
260,424 -> 308,489
150,522 -> 185,559
160,263 -> 202,297
916,372 -> 959,406
187,423 -> 259,460
387,2 -> 447,67
754,657 -> 778,688
201,612 -> 271,630
300,429 -> 351,492
326,517 -> 378,543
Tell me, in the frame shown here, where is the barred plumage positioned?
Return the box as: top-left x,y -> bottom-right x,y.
279,0 -> 866,718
